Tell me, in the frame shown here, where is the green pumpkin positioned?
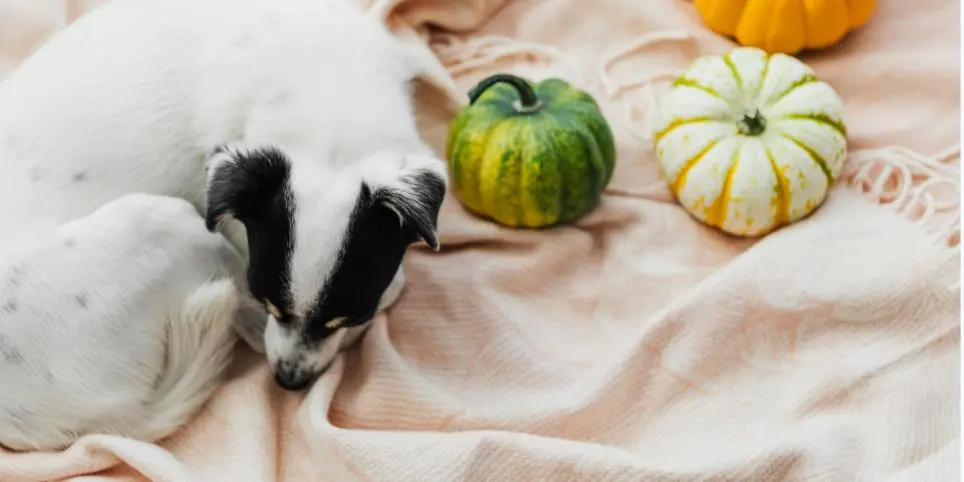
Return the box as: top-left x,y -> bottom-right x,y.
445,73 -> 617,228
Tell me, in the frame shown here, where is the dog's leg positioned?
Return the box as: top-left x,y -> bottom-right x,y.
212,238 -> 265,355
134,277 -> 240,442
0,194 -> 246,451
233,295 -> 267,354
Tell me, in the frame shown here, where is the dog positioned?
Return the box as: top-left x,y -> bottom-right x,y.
0,0 -> 446,450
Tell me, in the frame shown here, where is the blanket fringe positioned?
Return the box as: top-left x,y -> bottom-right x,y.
842,145 -> 961,249
595,30 -> 694,100
595,30 -> 695,147
430,32 -> 587,85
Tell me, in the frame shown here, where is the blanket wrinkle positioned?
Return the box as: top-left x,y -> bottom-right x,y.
0,0 -> 960,481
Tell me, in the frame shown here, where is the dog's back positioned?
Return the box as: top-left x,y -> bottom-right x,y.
0,0 -> 420,246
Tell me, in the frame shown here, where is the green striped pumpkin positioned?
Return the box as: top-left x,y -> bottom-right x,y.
445,74 -> 616,228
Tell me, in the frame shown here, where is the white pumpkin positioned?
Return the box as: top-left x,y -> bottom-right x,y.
652,46 -> 847,236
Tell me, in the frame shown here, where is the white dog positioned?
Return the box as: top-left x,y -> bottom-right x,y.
0,0 -> 446,450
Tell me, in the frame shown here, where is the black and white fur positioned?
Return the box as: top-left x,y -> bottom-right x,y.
0,0 -> 445,450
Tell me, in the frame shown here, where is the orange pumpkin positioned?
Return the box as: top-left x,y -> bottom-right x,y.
692,0 -> 877,54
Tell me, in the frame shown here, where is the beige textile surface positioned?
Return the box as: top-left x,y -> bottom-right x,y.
0,0 -> 960,480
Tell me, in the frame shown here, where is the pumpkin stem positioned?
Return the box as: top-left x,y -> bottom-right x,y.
468,73 -> 542,112
739,111 -> 767,136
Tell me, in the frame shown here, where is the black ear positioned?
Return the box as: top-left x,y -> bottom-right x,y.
371,169 -> 446,251
204,145 -> 292,232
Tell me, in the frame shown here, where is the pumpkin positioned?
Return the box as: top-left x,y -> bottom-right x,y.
652,47 -> 847,237
692,0 -> 877,54
445,73 -> 616,228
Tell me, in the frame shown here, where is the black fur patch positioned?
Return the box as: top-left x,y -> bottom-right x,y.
303,168 -> 446,341
373,168 -> 446,250
205,146 -> 296,314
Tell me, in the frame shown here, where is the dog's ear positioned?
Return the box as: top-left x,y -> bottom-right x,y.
204,145 -> 292,231
370,165 -> 447,251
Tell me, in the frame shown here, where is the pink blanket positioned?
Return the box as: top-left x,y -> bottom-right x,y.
1,0 -> 959,480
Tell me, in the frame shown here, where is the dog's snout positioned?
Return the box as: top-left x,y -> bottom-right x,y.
272,359 -> 335,391
273,366 -> 313,391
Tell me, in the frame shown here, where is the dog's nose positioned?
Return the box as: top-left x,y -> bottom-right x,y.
274,369 -> 313,391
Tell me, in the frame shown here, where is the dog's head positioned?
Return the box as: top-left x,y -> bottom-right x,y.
204,145 -> 446,390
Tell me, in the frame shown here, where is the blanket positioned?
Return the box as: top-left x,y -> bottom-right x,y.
0,0 -> 959,480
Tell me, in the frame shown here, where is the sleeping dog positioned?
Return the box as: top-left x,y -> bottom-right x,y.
0,0 -> 445,450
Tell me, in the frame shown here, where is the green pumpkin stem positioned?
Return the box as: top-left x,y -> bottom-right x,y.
739,111 -> 767,136
468,73 -> 542,112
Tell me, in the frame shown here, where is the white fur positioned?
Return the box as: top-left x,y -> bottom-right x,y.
0,194 -> 244,450
0,0 -> 439,449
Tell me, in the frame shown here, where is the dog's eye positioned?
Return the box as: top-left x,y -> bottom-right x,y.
324,312 -> 373,330
263,299 -> 284,320
324,317 -> 346,330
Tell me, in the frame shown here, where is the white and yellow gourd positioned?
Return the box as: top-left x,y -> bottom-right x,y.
652,47 -> 847,236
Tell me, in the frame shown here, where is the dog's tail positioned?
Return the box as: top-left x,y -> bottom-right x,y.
135,278 -> 240,442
